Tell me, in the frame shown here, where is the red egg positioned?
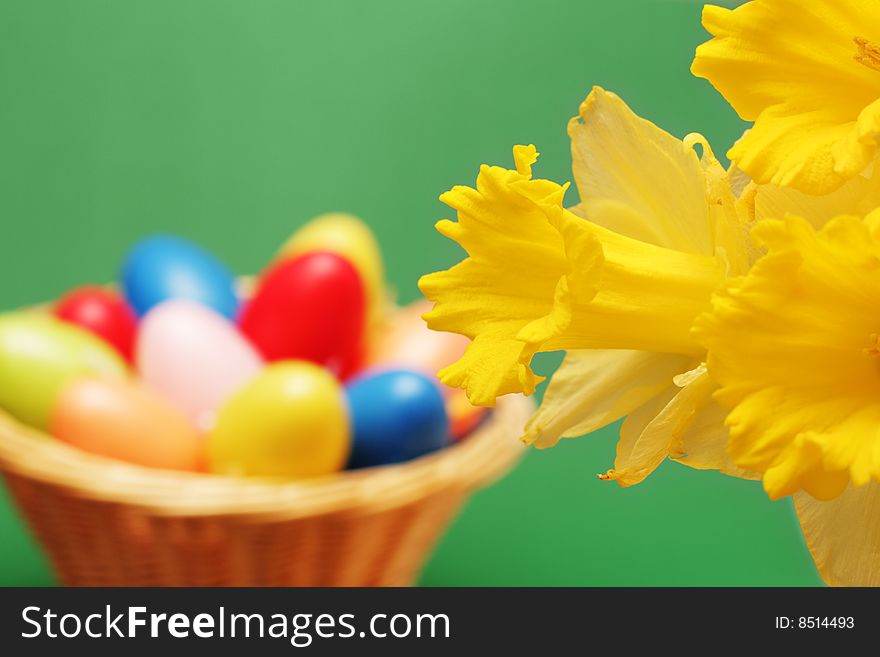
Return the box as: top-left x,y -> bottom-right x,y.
54,287 -> 138,362
239,252 -> 365,378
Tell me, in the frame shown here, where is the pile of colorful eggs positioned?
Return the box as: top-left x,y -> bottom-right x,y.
0,214 -> 487,478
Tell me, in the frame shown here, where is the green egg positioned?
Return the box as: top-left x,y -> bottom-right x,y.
0,312 -> 129,429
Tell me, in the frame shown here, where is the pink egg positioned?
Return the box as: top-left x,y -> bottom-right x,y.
136,299 -> 263,431
366,299 -> 470,396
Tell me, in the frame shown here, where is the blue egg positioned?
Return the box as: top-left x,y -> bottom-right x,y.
121,235 -> 239,319
346,369 -> 450,468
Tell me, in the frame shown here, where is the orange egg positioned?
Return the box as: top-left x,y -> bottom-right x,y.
447,389 -> 489,441
367,299 -> 487,440
50,378 -> 204,471
366,299 -> 470,393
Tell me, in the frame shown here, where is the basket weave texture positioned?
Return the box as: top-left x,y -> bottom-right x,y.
0,393 -> 530,586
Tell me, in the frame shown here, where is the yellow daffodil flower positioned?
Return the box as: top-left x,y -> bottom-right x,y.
695,213 -> 880,585
692,0 -> 880,195
419,87 -> 752,485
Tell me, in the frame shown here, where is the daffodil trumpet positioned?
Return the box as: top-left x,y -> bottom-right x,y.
696,213 -> 880,502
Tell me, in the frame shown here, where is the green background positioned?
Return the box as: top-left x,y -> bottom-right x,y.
0,0 -> 822,585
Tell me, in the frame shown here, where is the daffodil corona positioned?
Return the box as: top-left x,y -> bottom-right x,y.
696,213 -> 880,498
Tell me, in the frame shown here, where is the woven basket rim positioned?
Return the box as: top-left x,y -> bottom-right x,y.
0,395 -> 530,519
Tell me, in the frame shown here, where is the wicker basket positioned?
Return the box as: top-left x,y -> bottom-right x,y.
0,390 -> 530,586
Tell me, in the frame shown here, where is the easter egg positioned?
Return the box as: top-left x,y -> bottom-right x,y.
367,299 -> 470,390
50,377 -> 204,471
208,361 -> 350,478
121,234 -> 239,319
346,369 -> 449,468
0,313 -> 128,429
239,252 -> 365,378
54,286 -> 138,362
137,300 -> 263,431
278,213 -> 386,325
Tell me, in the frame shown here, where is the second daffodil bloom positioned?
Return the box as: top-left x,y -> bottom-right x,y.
695,213 -> 880,585
692,0 -> 880,195
419,87 -> 753,485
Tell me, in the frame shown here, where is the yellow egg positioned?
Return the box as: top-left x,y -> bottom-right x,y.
208,361 -> 350,478
277,213 -> 387,326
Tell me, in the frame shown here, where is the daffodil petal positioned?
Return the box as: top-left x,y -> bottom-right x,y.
523,350 -> 691,449
727,159 -> 752,198
688,133 -> 753,277
568,87 -> 715,254
729,105 -> 868,195
603,366 -> 734,487
601,385 -> 679,487
674,394 -> 760,481
753,168 -> 880,229
795,484 -> 880,586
